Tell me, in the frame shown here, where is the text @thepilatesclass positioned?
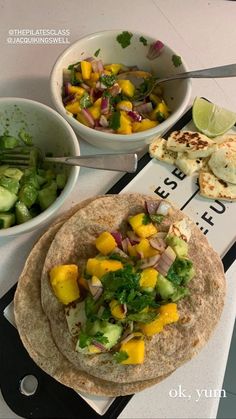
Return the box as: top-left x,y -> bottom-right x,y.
169,385 -> 226,402
6,29 -> 70,45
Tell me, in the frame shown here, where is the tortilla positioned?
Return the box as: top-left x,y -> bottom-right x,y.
40,194 -> 225,385
14,197 -> 170,396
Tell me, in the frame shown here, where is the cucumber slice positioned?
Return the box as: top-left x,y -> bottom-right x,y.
15,201 -> 32,224
0,212 -> 15,229
38,181 -> 57,210
3,168 -> 23,181
0,186 -> 18,211
19,184 -> 38,208
0,176 -> 19,194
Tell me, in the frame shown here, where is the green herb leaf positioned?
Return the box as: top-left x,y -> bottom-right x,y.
156,111 -> 165,123
93,331 -> 109,345
68,61 -> 81,70
80,92 -> 92,109
78,331 -> 92,348
109,111 -> 121,130
167,257 -> 194,286
113,351 -> 129,363
142,214 -> 151,225
149,214 -> 164,224
100,74 -> 116,87
172,55 -> 182,67
70,67 -> 81,85
127,311 -> 158,323
116,31 -> 133,48
139,36 -> 148,46
94,48 -> 101,57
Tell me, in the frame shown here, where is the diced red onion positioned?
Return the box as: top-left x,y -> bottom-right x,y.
140,254 -> 160,269
64,81 -> 72,96
81,108 -> 95,127
155,246 -> 176,275
84,56 -> 94,62
145,200 -> 161,215
149,237 -> 166,252
109,83 -> 121,97
89,87 -> 95,101
156,232 -> 167,239
91,340 -> 107,351
63,93 -> 76,105
111,231 -> 123,247
121,333 -> 135,344
122,303 -> 127,315
136,251 -> 144,259
128,111 -> 142,122
91,60 -> 98,72
80,82 -> 90,91
122,237 -> 131,253
97,60 -> 104,73
112,247 -> 129,258
101,97 -> 110,114
63,69 -> 71,83
126,230 -> 141,244
134,102 -> 153,114
156,201 -> 171,216
147,40 -> 164,60
88,280 -> 103,297
99,115 -> 109,128
96,81 -> 106,91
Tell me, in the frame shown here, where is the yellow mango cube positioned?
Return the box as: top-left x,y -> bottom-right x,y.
75,71 -> 83,82
132,119 -> 158,133
136,223 -> 157,238
127,242 -> 137,257
94,98 -> 102,107
116,100 -> 133,111
117,111 -> 132,134
77,111 -> 91,127
91,275 -> 102,287
109,299 -> 126,320
151,100 -> 170,121
49,264 -> 80,305
120,339 -> 145,364
117,80 -> 135,97
95,231 -> 116,255
128,213 -> 157,238
159,303 -> 179,324
86,258 -> 100,276
128,213 -> 145,231
139,315 -> 164,336
135,239 -> 158,258
104,64 -> 122,74
90,72 -> 100,82
81,61 -> 92,80
65,101 -> 81,115
68,85 -> 85,96
88,105 -> 101,120
140,268 -> 158,290
88,344 -> 101,353
96,260 -> 123,278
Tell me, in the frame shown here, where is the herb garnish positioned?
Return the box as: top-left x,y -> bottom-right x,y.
116,31 -> 133,48
139,36 -> 148,46
109,111 -> 121,130
80,92 -> 92,109
94,48 -> 101,57
100,74 -> 116,87
114,351 -> 129,363
172,54 -> 182,67
79,331 -> 108,348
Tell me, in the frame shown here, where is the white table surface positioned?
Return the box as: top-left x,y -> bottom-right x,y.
0,1 -> 236,418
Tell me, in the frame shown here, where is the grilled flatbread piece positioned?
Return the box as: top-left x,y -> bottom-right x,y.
149,137 -> 177,164
167,130 -> 217,158
199,168 -> 236,201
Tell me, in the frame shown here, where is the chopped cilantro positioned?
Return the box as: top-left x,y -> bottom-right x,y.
116,31 -> 133,48
68,61 -> 81,70
70,67 -> 81,85
142,214 -> 151,225
80,92 -> 92,109
149,214 -> 164,224
139,36 -> 148,46
172,54 -> 182,67
109,110 -> 121,130
94,48 -> 101,57
156,111 -> 165,123
127,311 -> 158,323
113,351 -> 129,363
78,331 -> 108,348
100,74 -> 116,87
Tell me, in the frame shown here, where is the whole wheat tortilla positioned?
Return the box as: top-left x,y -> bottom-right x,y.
14,198 -> 170,396
40,194 -> 226,385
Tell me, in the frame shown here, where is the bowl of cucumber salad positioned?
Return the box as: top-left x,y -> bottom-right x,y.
0,97 -> 80,237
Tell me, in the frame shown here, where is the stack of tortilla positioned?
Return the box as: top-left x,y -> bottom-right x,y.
14,194 -> 226,396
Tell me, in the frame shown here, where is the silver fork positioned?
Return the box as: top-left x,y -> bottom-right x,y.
0,147 -> 138,173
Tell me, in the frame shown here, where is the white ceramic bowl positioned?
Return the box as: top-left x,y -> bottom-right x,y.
50,30 -> 191,151
0,97 -> 80,237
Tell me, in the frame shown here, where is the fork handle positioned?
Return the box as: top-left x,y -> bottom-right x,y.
159,63 -> 236,83
45,153 -> 138,173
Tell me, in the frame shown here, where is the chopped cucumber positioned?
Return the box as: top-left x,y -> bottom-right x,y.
38,181 -> 57,210
3,168 -> 23,181
156,274 -> 175,300
0,176 -> 19,194
19,184 -> 38,208
15,201 -> 32,224
0,186 -> 18,211
0,212 -> 15,229
0,135 -> 20,149
56,173 -> 67,189
86,320 -> 122,350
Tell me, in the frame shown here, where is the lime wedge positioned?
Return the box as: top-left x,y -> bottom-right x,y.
192,97 -> 236,137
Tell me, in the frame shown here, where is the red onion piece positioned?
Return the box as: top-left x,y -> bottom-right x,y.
109,83 -> 121,97
64,81 -> 72,96
149,237 -> 166,252
80,82 -> 90,91
140,254 -> 160,269
81,109 -> 95,127
145,200 -> 161,215
84,56 -> 94,62
63,93 -> 76,105
121,333 -> 135,344
97,60 -> 104,73
127,230 -> 141,243
147,40 -> 164,60
122,238 -> 131,253
136,251 -> 144,259
91,60 -> 98,72
63,69 -> 71,83
112,247 -> 129,258
101,96 -> 110,114
128,111 -> 142,122
122,303 -> 127,315
91,340 -> 107,351
111,231 -> 123,247
155,246 -> 176,276
134,102 -> 153,114
99,115 -> 109,128
156,201 -> 171,216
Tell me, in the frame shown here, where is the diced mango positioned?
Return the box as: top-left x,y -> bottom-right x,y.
104,64 -> 122,75
149,93 -> 162,105
88,344 -> 101,353
127,242 -> 137,257
116,100 -> 133,111
140,268 -> 158,290
150,100 -> 170,121
117,111 -> 132,134
96,260 -> 123,278
90,72 -> 100,82
76,111 -> 91,127
117,80 -> 135,97
139,315 -> 164,336
120,338 -> 145,364
95,231 -> 116,255
128,213 -> 157,238
128,213 -> 145,231
49,264 -> 80,305
159,303 -> 179,324
65,101 -> 81,115
94,98 -> 102,107
132,119 -> 158,133
86,258 -> 100,276
88,105 -> 101,120
91,275 -> 103,287
81,61 -> 92,80
109,299 -> 126,320
135,238 -> 158,258
68,85 -> 85,96
75,71 -> 83,82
